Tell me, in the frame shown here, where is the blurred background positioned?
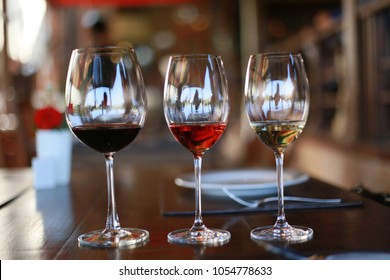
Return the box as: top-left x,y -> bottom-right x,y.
0,0 -> 389,194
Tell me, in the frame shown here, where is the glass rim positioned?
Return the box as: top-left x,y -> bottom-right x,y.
249,52 -> 302,59
72,45 -> 136,55
169,53 -> 221,60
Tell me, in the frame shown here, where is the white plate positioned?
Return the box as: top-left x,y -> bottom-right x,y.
175,168 -> 309,197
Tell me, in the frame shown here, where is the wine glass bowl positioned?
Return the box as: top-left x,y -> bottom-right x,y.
164,54 -> 230,245
65,46 -> 149,248
245,52 -> 312,243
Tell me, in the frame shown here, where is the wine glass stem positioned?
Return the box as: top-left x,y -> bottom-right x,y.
192,156 -> 205,231
104,153 -> 121,231
274,151 -> 288,228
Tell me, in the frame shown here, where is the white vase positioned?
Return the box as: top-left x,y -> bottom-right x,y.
33,129 -> 72,189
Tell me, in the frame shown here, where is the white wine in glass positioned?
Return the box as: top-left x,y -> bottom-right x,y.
245,52 -> 313,243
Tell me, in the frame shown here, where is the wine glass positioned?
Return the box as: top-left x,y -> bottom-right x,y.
244,52 -> 313,242
65,46 -> 149,248
163,54 -> 230,245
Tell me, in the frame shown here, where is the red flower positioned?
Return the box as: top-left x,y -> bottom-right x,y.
34,106 -> 63,129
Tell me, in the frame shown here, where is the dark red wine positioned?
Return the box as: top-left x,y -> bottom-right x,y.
169,122 -> 226,157
71,124 -> 141,153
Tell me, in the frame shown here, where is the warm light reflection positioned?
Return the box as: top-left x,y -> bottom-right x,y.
0,1 -> 3,53
6,0 -> 47,64
0,113 -> 18,131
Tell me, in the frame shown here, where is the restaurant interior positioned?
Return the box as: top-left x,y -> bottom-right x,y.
1,0 -> 390,262
0,0 -> 389,198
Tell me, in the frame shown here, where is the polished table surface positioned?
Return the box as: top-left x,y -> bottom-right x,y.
1,145 -> 390,260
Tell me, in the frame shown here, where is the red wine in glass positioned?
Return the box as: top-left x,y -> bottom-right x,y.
169,122 -> 226,157
65,46 -> 148,248
71,124 -> 141,154
163,54 -> 230,245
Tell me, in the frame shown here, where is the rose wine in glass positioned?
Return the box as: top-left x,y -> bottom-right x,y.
65,46 -> 149,248
164,54 -> 230,245
245,52 -> 313,243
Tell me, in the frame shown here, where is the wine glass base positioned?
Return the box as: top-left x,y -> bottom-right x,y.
78,228 -> 149,248
168,228 -> 230,245
251,225 -> 313,243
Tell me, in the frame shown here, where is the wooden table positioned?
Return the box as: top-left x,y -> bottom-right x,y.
0,145 -> 389,260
